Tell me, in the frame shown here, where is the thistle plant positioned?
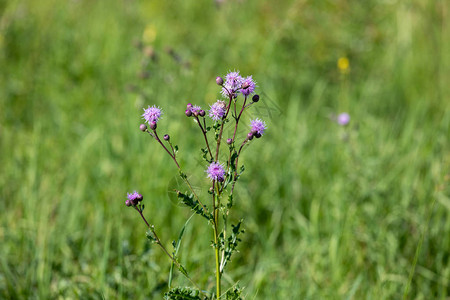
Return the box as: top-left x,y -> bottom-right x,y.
124,70 -> 266,299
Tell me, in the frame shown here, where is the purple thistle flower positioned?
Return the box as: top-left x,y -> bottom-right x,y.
337,113 -> 350,126
221,71 -> 243,97
186,104 -> 202,116
206,162 -> 226,182
191,105 -> 201,113
250,118 -> 267,136
240,76 -> 256,96
142,105 -> 162,124
208,100 -> 227,121
126,191 -> 142,206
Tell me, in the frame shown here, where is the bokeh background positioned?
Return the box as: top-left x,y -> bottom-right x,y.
1,0 -> 449,298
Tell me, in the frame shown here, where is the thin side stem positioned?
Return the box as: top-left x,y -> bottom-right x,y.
230,139 -> 249,195
147,129 -> 209,215
195,115 -> 213,160
148,129 -> 180,168
215,95 -> 233,162
231,95 -> 248,142
135,207 -> 204,294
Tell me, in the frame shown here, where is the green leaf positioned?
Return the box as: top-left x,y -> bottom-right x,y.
164,287 -> 207,300
146,230 -> 157,243
175,190 -> 212,220
169,213 -> 195,288
227,194 -> 234,209
200,148 -> 211,162
225,286 -> 243,300
221,220 -> 245,272
179,170 -> 187,180
239,164 -> 245,175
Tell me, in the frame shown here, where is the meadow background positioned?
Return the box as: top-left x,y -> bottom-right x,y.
1,0 -> 449,299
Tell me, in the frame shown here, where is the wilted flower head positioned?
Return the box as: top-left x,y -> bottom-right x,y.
337,113 -> 350,126
250,118 -> 267,136
240,76 -> 256,96
142,105 -> 162,124
206,162 -> 226,182
221,71 -> 243,97
208,100 -> 227,121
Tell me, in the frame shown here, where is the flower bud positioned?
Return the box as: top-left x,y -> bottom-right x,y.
125,200 -> 132,207
185,109 -> 192,117
163,134 -> 170,141
216,76 -> 224,86
247,132 -> 254,140
199,110 -> 206,117
131,198 -> 139,206
226,138 -> 233,145
252,94 -> 260,102
255,132 -> 262,138
149,121 -> 157,130
139,124 -> 148,132
187,103 -> 193,109
137,194 -> 143,201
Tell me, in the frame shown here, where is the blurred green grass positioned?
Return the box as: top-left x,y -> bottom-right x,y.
0,0 -> 449,298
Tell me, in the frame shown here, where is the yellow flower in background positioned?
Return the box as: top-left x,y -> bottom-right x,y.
143,24 -> 157,44
337,57 -> 350,73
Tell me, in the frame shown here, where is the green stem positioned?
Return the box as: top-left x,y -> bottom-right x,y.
135,206 -> 204,294
212,182 -> 221,299
214,219 -> 221,299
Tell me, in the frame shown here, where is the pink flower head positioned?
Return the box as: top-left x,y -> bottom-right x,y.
240,76 -> 256,96
142,105 -> 162,124
208,100 -> 227,121
126,191 -> 142,206
250,118 -> 267,136
206,162 -> 226,182
221,71 -> 243,98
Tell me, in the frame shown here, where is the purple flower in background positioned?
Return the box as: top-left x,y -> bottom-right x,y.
337,113 -> 350,126
250,118 -> 267,136
240,76 -> 256,96
142,105 -> 162,124
208,100 -> 227,121
206,162 -> 226,182
221,71 -> 243,97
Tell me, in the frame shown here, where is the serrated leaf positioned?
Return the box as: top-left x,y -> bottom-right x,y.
239,164 -> 245,175
220,220 -> 244,272
175,190 -> 212,220
164,287 -> 206,300
225,286 -> 243,300
227,194 -> 234,209
179,170 -> 187,180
